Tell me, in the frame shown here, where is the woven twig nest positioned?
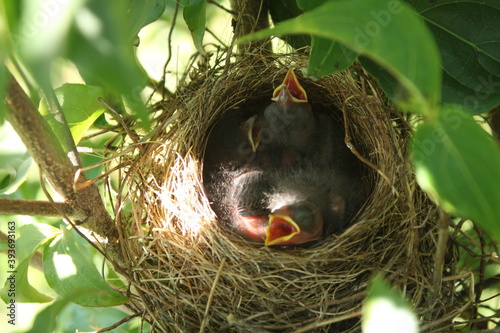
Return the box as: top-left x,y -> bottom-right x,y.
110,53 -> 469,332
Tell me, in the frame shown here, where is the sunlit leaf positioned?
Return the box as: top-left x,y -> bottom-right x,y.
16,223 -> 60,262
363,275 -> 419,333
25,295 -> 74,333
182,0 -> 206,54
0,153 -> 34,195
412,105 -> 500,241
270,0 -> 360,76
127,0 -> 167,41
12,0 -> 152,128
0,116 -> 36,194
39,84 -> 106,145
15,0 -> 85,90
57,302 -> 149,333
0,0 -> 22,34
0,257 -> 53,303
67,0 -> 150,128
43,227 -> 130,307
239,0 -> 442,114
0,223 -> 59,303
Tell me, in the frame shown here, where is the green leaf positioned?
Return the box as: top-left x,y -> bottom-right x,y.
439,71 -> 500,115
66,0 -> 150,128
25,295 -> 75,333
0,0 -> 22,34
16,223 -> 61,262
0,223 -> 59,303
297,0 -> 328,11
15,0 -> 86,89
78,133 -> 109,180
0,152 -> 34,195
0,121 -> 36,194
12,0 -> 151,129
39,84 -> 106,145
43,227 -> 130,307
358,56 -> 402,101
362,275 -> 418,333
308,37 -> 358,77
127,0 -> 167,41
182,0 -> 206,55
239,0 -> 442,114
0,256 -> 53,303
407,0 -> 500,114
58,302 -> 148,333
269,0 -> 310,49
412,105 -> 500,241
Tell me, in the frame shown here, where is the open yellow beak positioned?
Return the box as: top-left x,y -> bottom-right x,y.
265,214 -> 301,246
272,69 -> 308,103
243,115 -> 261,152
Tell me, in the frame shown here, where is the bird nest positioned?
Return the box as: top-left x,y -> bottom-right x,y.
106,53 -> 480,332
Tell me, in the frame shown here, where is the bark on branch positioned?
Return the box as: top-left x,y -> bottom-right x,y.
0,198 -> 75,218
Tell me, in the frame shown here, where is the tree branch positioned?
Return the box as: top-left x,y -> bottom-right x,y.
0,198 -> 76,218
4,74 -> 118,244
230,0 -> 272,53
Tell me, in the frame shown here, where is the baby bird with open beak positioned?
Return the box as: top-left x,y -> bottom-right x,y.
245,69 -> 316,161
203,69 -> 367,247
263,166 -> 356,247
225,167 -> 351,247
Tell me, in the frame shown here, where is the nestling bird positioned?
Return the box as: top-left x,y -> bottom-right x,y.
263,165 -> 362,246
227,170 -> 270,242
203,69 -> 367,247
244,69 -> 317,168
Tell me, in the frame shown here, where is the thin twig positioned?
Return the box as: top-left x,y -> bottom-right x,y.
292,310 -> 362,333
208,0 -> 236,14
161,0 -> 179,98
421,299 -> 473,332
98,98 -> 140,144
200,257 -> 227,333
95,312 -> 142,333
426,209 -> 450,321
474,225 -> 487,305
343,94 -> 394,190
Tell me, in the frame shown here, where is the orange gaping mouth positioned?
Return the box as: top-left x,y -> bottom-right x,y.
265,215 -> 301,246
272,69 -> 308,103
